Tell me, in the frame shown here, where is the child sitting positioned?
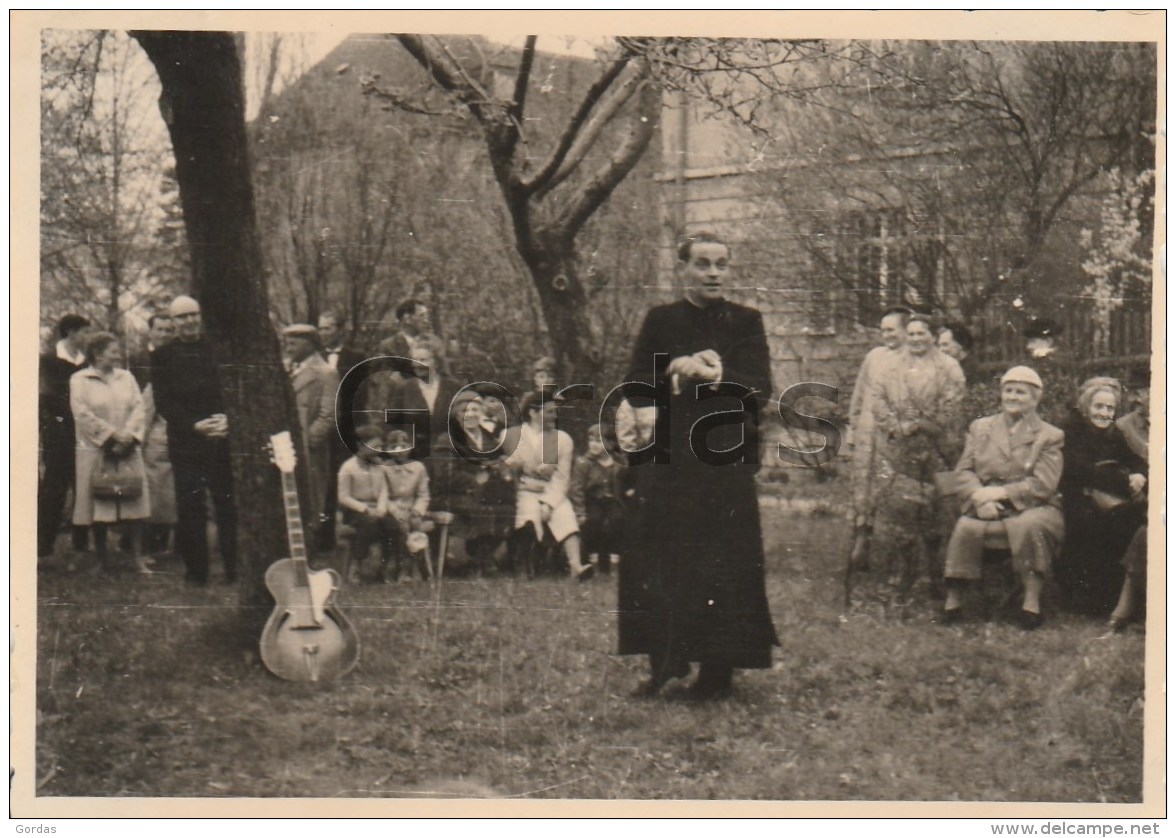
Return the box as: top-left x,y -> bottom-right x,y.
381,429 -> 432,581
570,423 -> 625,575
336,424 -> 393,583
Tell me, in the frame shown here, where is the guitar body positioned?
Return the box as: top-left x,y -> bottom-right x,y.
259,558 -> 360,682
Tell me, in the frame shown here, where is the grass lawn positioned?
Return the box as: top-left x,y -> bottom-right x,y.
33,492 -> 1145,802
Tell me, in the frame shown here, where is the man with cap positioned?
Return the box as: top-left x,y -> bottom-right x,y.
38,313 -> 92,560
284,323 -> 341,548
151,295 -> 238,585
940,365 -> 1065,630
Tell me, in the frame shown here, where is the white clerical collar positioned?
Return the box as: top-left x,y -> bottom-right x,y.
56,339 -> 85,366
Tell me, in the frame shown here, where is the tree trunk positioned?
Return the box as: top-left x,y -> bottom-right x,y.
520,228 -> 601,384
132,31 -> 302,641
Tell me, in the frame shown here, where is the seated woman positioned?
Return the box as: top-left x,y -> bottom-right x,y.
1056,378 -> 1147,616
941,366 -> 1065,630
502,391 -> 593,580
428,390 -> 515,575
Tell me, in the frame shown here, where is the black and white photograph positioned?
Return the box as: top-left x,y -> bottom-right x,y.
12,10 -> 1165,820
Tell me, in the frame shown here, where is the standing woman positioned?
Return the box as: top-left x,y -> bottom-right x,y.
869,314 -> 966,590
1056,378 -> 1147,615
70,331 -> 151,574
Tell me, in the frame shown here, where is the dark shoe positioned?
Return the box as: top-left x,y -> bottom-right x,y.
940,607 -> 963,626
687,665 -> 735,701
1018,609 -> 1043,631
632,658 -> 690,698
1106,617 -> 1129,634
575,564 -> 596,583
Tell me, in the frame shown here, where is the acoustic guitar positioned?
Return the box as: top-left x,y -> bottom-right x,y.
259,431 -> 360,682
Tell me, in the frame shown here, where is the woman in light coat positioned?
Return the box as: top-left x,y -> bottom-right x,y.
502,391 -> 592,580
70,331 -> 150,573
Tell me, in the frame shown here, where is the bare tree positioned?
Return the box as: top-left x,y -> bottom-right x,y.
745,40 -> 1157,324
359,35 -> 660,381
40,30 -> 178,333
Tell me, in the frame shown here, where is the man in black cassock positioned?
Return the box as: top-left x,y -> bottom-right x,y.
151,295 -> 238,586
618,232 -> 779,700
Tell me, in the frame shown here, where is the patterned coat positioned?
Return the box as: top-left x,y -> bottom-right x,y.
943,411 -> 1065,580
70,366 -> 149,524
870,347 -> 966,482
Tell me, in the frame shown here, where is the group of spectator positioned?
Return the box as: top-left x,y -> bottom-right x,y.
36,296 -> 631,591
847,306 -> 1151,632
38,231 -> 780,701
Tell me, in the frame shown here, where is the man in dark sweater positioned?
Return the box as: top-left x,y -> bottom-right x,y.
151,296 -> 237,586
38,314 -> 91,559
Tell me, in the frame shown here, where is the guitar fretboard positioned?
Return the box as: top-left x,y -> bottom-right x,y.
280,471 -> 311,588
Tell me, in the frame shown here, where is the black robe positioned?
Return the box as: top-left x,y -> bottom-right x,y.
618,296 -> 779,669
1057,408 -> 1148,614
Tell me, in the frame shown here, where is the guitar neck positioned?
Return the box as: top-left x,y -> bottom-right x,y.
280,471 -> 311,587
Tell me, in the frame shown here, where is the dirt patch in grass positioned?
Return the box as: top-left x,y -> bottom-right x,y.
33,508 -> 1144,801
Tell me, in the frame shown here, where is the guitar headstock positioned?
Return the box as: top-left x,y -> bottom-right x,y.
269,431 -> 297,473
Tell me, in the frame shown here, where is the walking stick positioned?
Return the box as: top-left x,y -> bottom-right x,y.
424,512 -> 453,650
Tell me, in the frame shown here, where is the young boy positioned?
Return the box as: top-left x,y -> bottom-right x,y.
381,429 -> 432,581
570,423 -> 624,575
336,424 -> 392,583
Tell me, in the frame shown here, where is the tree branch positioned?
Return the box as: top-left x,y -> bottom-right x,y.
504,35 -> 537,162
534,63 -> 643,200
395,34 -> 492,126
556,71 -> 657,240
518,56 -> 631,195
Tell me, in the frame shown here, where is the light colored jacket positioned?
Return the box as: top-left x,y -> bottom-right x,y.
70,366 -> 149,524
953,411 -> 1064,514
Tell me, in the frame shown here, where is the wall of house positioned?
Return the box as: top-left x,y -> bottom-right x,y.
654,96 -> 880,406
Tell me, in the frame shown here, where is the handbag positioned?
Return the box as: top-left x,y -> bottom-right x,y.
91,450 -> 144,501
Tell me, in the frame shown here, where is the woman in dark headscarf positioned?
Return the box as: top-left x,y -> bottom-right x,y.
428,390 -> 515,576
1055,378 -> 1147,615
